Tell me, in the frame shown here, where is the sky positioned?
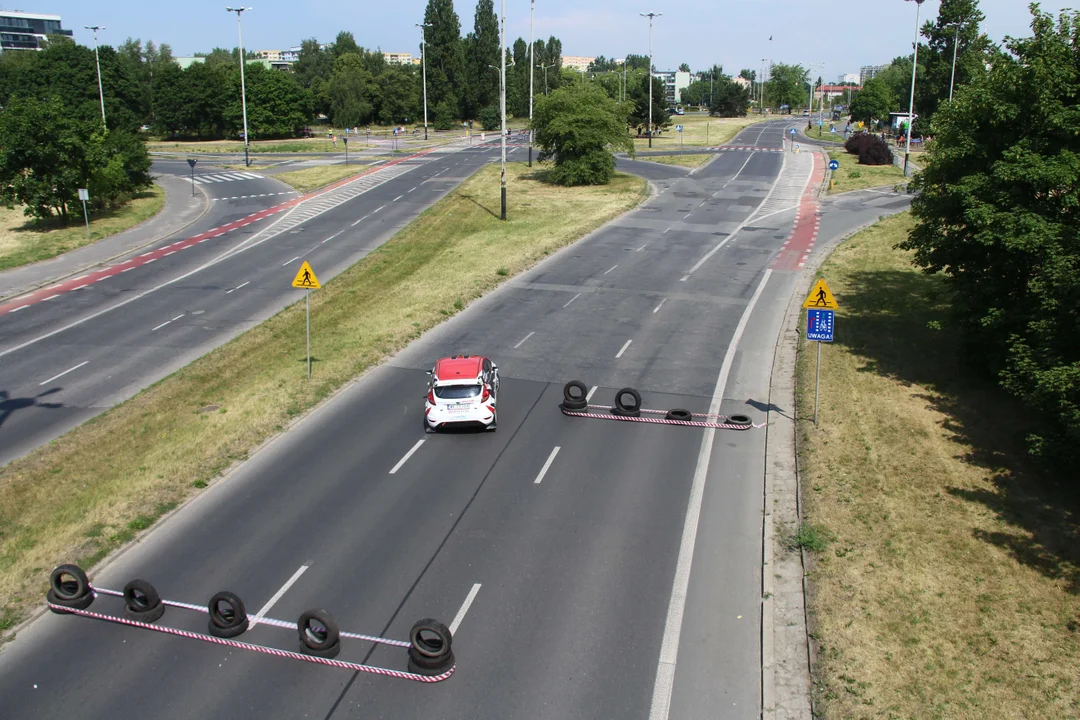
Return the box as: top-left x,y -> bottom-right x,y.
21,0 -> 1043,81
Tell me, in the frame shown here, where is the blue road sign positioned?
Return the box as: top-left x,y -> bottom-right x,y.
790,128 -> 796,135
828,159 -> 840,170
806,309 -> 835,342
676,124 -> 683,132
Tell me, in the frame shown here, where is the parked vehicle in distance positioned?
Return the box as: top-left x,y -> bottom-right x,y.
424,355 -> 500,433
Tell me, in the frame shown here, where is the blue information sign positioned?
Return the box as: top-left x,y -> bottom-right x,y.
806,309 -> 835,342
828,159 -> 840,170
676,124 -> 683,132
790,128 -> 796,135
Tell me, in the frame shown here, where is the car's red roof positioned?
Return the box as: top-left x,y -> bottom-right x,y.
435,355 -> 483,380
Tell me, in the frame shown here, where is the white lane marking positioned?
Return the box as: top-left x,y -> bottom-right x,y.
679,275 -> 690,282
513,331 -> 535,349
39,360 -> 89,386
143,258 -> 156,264
72,284 -> 88,291
662,228 -> 670,234
615,339 -> 633,359
636,243 -> 648,252
389,439 -> 426,474
653,298 -> 667,313
563,292 -> 582,308
323,230 -> 345,243
449,583 -> 482,635
42,296 -> 57,301
603,264 -> 619,275
249,564 -> 309,629
151,313 -> 185,332
226,281 -> 250,294
408,186 -> 417,193
393,194 -> 403,202
648,268 -> 772,720
282,256 -> 300,266
682,213 -> 692,220
722,151 -> 755,189
121,267 -> 135,273
9,305 -> 27,313
351,215 -> 368,227
372,204 -> 386,214
533,446 -> 561,484
586,386 -> 598,401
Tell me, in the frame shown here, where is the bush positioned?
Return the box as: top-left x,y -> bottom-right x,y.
433,100 -> 458,131
857,134 -> 893,165
547,149 -> 616,187
843,131 -> 875,156
478,105 -> 500,132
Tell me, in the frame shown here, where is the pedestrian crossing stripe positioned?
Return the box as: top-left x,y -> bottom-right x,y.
291,261 -> 321,289
192,172 -> 264,184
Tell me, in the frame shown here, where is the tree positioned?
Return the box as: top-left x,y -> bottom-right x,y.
765,63 -> 807,112
588,56 -> 620,72
330,31 -> 361,62
237,64 -> 312,137
627,73 -> 669,134
464,0 -> 499,119
739,68 -> 756,83
914,0 -> 993,125
202,47 -> 236,70
875,56 -> 918,115
376,63 -> 419,124
293,38 -> 332,88
423,0 -> 467,118
898,4 -> 1080,466
622,54 -> 650,72
327,53 -> 375,128
709,78 -> 750,117
678,62 -> 691,73
848,77 -> 893,124
509,38 -> 529,116
533,82 -> 633,186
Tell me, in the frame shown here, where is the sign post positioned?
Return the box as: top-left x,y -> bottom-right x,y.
676,124 -> 683,154
802,278 -> 839,425
291,261 -> 322,379
828,158 -> 839,190
77,188 -> 90,239
186,158 -> 197,196
343,136 -> 349,166
789,127 -> 796,152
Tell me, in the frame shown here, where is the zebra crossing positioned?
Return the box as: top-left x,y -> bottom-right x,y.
750,150 -> 814,219
706,145 -> 785,153
190,172 -> 265,184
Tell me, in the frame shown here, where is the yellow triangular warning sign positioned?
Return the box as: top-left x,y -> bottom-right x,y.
802,278 -> 838,309
291,261 -> 321,289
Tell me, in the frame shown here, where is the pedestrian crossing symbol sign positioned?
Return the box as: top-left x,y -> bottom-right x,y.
802,278 -> 838,309
291,261 -> 321,289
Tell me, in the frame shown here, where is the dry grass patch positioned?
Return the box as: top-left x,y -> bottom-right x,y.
632,114 -> 765,152
640,153 -> 714,169
797,212 -> 1080,718
272,163 -> 379,193
827,150 -> 906,195
0,186 -> 165,272
0,162 -> 646,640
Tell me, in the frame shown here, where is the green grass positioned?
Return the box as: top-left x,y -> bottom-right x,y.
808,127 -> 847,143
0,185 -> 166,272
641,153 -> 714,169
271,163 -> 378,193
0,161 -> 647,642
797,212 -> 1080,718
826,150 -> 906,194
632,114 -> 765,152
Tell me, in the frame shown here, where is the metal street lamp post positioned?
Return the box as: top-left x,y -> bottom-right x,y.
528,0 -> 535,167
226,7 -> 253,168
904,0 -> 926,176
640,12 -> 661,148
84,25 -> 107,126
945,21 -> 962,102
416,23 -> 431,140
759,58 -> 768,113
499,0 -> 507,220
538,62 -> 553,95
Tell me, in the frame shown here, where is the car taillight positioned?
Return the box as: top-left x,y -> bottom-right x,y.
427,389 -> 436,404
481,386 -> 490,402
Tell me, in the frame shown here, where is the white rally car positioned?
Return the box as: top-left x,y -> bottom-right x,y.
424,355 -> 500,433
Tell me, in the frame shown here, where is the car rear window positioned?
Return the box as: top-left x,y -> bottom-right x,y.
434,384 -> 481,399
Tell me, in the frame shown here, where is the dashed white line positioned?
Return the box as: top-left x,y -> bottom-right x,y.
683,213 -> 692,220
9,305 -> 27,313
72,284 -> 88,291
249,565 -> 309,629
226,281 -> 250,294
653,298 -> 667,313
533,446 -> 561,484
563,292 -> 582,308
408,186 -> 417,193
449,583 -> 482,635
389,439 -> 426,474
393,194 -> 404,202
636,243 -> 648,252
586,386 -> 598,401
372,204 -> 386,214
513,331 -> 535,349
662,228 -> 671,234
282,256 -> 300,266
322,230 -> 345,243
121,267 -> 135,273
603,264 -> 619,275
351,215 -> 368,227
151,313 -> 185,332
615,339 -> 633,359
39,360 -> 89,386
143,258 -> 156,264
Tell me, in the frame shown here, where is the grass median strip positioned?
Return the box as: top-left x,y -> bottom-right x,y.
796,212 -> 1080,718
0,186 -> 165,272
827,150 -> 906,194
639,153 -> 714,169
632,114 -> 766,153
0,162 -> 646,639
271,163 -> 378,193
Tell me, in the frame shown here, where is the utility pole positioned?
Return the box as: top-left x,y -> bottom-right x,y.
946,21 -> 962,102
416,22 -> 431,140
84,26 -> 107,126
500,0 -> 507,220
528,0 -> 535,167
760,58 -> 767,113
226,7 -> 253,167
640,12 -> 661,148
904,0 -> 926,177
538,62 -> 553,95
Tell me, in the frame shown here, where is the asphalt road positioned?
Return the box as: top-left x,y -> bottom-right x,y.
0,140 -> 503,465
0,120 -> 910,718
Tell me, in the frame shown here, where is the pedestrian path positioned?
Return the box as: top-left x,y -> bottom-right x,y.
191,172 -> 265,184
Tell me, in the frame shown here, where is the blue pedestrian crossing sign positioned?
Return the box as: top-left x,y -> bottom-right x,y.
676,124 -> 683,132
790,128 -> 796,135
828,159 -> 840,170
806,309 -> 835,342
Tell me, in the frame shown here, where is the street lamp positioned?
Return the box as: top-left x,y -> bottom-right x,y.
416,23 -> 431,141
943,20 -> 962,102
225,6 -> 253,168
640,12 -> 661,148
84,25 -> 107,126
528,0 -> 535,167
903,0 -> 926,177
499,0 -> 507,220
537,62 -> 554,95
759,58 -> 768,114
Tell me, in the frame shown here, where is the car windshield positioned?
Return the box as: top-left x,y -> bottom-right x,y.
434,384 -> 481,400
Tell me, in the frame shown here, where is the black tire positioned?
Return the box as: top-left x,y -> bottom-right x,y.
561,380 -> 588,411
727,414 -> 752,427
123,579 -> 165,622
299,639 -> 341,659
297,609 -> 339,651
665,409 -> 693,422
487,410 -> 498,432
49,564 -> 90,602
409,618 -> 452,659
46,587 -> 94,613
408,647 -> 455,676
424,415 -> 436,434
208,591 -> 249,638
612,387 -> 642,417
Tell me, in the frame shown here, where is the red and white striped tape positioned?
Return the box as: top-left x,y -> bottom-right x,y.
584,404 -> 729,419
88,585 -> 411,648
50,603 -> 453,682
560,406 -> 764,430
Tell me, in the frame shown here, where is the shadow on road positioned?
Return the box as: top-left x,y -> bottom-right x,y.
0,387 -> 64,430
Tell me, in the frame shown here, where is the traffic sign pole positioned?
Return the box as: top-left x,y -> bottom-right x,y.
306,290 -> 311,380
290,260 -> 321,380
802,280 -> 839,426
78,188 -> 90,239
815,341 -> 821,425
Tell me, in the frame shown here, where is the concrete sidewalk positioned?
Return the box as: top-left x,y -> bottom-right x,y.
0,173 -> 209,302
